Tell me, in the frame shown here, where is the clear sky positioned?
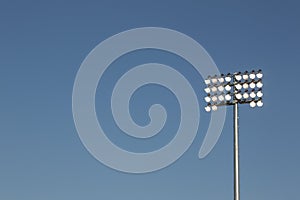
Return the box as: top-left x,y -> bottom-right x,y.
1,0 -> 299,199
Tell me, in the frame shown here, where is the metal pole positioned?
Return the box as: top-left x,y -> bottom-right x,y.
234,102 -> 240,200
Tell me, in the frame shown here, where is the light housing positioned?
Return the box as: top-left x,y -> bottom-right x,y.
204,69 -> 264,112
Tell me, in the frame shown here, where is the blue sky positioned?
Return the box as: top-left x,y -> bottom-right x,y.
1,0 -> 299,199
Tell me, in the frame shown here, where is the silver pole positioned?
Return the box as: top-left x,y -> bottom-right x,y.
234,102 -> 240,200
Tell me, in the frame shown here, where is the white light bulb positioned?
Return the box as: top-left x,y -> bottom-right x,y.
204,87 -> 211,93
212,96 -> 218,102
235,84 -> 242,90
243,74 -> 249,80
250,82 -> 256,89
218,95 -> 225,101
256,72 -> 263,79
205,106 -> 211,112
205,79 -> 211,85
218,85 -> 224,92
212,78 -> 218,84
257,100 -> 263,107
249,73 -> 256,79
225,85 -> 231,91
250,101 -> 256,108
205,96 -> 211,103
250,91 -> 256,98
256,81 -> 263,88
211,86 -> 217,93
235,75 -> 242,81
257,91 -> 263,98
243,83 -> 249,89
218,77 -> 224,83
225,76 -> 231,82
235,93 -> 242,99
212,105 -> 218,111
243,93 -> 249,99
225,94 -> 231,101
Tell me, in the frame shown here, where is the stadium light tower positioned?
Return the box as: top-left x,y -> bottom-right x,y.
204,69 -> 264,200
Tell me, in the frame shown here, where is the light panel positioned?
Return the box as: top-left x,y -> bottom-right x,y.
204,69 -> 263,111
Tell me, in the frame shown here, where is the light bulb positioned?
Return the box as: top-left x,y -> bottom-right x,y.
250,91 -> 256,98
257,100 -> 263,107
256,72 -> 263,79
235,74 -> 242,81
204,87 -> 211,93
249,73 -> 256,79
250,101 -> 256,108
212,96 -> 218,102
218,85 -> 224,92
205,106 -> 211,112
235,93 -> 242,99
212,78 -> 218,84
256,81 -> 263,88
211,86 -> 217,93
205,96 -> 211,103
250,82 -> 256,89
205,79 -> 211,85
243,93 -> 249,99
235,84 -> 242,90
225,85 -> 231,91
225,76 -> 231,82
225,94 -> 231,101
218,95 -> 225,101
243,74 -> 249,80
243,83 -> 249,89
212,105 -> 218,111
257,91 -> 263,97
218,77 -> 224,83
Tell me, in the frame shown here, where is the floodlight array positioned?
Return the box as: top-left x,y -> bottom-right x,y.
204,70 -> 263,112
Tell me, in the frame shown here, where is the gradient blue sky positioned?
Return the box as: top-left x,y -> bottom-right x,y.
1,0 -> 299,199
